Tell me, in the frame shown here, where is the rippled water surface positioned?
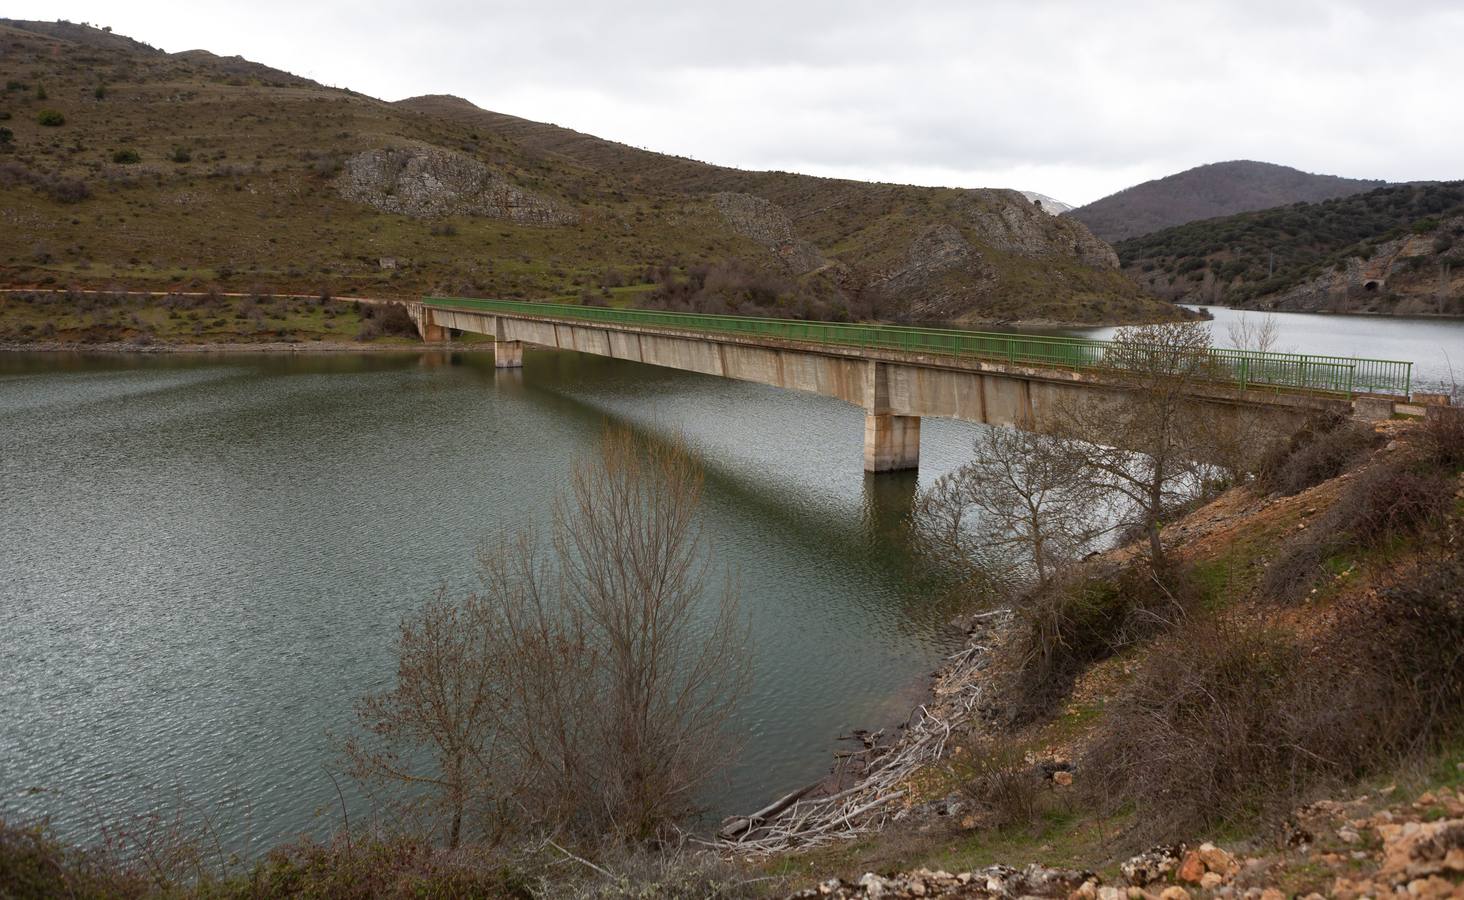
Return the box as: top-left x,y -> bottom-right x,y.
1068,306 -> 1464,391
1,350 -> 975,851
4,308 -> 1460,852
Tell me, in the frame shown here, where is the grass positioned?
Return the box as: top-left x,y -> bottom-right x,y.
0,291 -> 422,345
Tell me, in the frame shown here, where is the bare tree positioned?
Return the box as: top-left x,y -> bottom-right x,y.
1226,311 -> 1283,354
343,588 -> 504,849
1054,321 -> 1224,571
552,427 -> 748,838
912,424 -> 1104,592
345,427 -> 748,846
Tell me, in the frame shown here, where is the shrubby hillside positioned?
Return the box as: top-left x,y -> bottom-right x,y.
0,19 -> 1173,326
1115,181 -> 1464,315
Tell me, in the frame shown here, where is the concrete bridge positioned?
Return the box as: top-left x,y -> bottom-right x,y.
408,298 -> 1415,473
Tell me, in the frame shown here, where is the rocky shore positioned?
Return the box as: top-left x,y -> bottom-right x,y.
793,782 -> 1464,897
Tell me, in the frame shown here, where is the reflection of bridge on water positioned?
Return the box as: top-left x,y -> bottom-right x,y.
408,298 -> 1417,473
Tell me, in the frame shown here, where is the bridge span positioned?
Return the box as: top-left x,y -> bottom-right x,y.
409,298 -> 1414,473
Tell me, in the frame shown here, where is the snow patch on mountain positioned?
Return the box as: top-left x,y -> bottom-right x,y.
1021,191 -> 1075,216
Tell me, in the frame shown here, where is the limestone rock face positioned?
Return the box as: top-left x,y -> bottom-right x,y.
872,224 -> 996,321
338,146 -> 577,225
712,192 -> 824,274
959,191 -> 1119,269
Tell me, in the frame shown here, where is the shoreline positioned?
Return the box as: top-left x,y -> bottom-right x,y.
0,340 -> 474,354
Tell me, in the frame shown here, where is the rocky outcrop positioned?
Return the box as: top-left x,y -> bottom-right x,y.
792,843 -> 1244,898
337,146 -> 577,225
871,224 -> 997,320
960,191 -> 1119,269
1258,217 -> 1462,314
792,864 -> 1095,898
712,193 -> 824,273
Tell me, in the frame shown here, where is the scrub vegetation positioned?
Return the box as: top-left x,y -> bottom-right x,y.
0,18 -> 1175,334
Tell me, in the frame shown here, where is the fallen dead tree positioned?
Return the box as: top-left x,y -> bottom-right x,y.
713,609 -> 1009,855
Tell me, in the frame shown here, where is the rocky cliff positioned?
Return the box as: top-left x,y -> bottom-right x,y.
339,147 -> 577,225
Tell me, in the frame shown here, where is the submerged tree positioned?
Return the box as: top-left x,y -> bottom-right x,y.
345,426 -> 748,845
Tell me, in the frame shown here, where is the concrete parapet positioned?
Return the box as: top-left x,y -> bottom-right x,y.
864,413 -> 920,472
1352,396 -> 1396,421
494,340 -> 524,368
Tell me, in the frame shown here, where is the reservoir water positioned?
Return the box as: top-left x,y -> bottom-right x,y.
2,307 -> 1461,853
0,349 -> 970,852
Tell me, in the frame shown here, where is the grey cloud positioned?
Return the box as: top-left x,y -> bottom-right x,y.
19,0 -> 1464,203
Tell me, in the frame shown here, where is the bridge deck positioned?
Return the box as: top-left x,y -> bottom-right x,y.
423,297 -> 1413,398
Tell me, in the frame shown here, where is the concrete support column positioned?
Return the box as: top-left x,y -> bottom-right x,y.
413,306 -> 448,343
494,340 -> 524,369
864,412 -> 920,472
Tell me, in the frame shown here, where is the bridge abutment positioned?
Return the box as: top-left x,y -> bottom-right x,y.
494,340 -> 524,368
864,413 -> 920,472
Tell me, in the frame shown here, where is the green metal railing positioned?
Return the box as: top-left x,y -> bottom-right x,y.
423,297 -> 1414,398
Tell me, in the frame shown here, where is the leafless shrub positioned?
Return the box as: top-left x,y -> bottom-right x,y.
0,817 -> 151,898
357,302 -> 417,339
346,428 -> 748,846
249,831 -> 536,897
1000,564 -> 1196,723
1226,311 -> 1283,353
953,740 -> 1043,831
1419,374 -> 1464,469
1262,458 -> 1452,602
1085,551 -> 1464,839
1255,408 -> 1380,495
563,838 -> 763,899
1082,619 -> 1305,838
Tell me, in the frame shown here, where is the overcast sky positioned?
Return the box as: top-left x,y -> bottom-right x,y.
16,0 -> 1464,205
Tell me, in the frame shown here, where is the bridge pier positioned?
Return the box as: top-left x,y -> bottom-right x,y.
864,413 -> 920,472
494,340 -> 524,369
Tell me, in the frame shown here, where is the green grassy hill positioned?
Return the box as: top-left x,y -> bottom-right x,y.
1116,181 -> 1464,315
0,19 -> 1175,327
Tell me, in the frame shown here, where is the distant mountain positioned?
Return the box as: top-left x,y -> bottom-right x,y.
0,19 -> 1178,327
1020,191 -> 1074,216
1117,181 -> 1464,316
1067,161 -> 1386,242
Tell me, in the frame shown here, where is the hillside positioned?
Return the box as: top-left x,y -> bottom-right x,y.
0,20 -> 1175,327
775,409 -> 1464,897
1116,181 -> 1464,315
1067,160 -> 1386,243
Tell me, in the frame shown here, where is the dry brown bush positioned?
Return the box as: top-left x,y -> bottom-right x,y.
0,817 -> 151,899
1255,408 -> 1380,496
1084,551 -> 1464,839
1261,458 -> 1452,602
999,563 -> 1198,724
954,741 -> 1044,831
346,427 -> 748,846
1421,402 -> 1464,469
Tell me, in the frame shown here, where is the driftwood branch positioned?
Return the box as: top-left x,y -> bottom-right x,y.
711,610 -> 1010,855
